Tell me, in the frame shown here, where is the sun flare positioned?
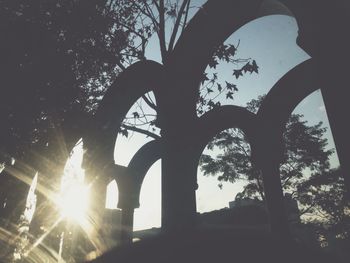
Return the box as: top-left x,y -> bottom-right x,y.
58,183 -> 89,222
58,139 -> 89,224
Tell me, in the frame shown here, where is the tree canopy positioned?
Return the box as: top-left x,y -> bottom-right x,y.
0,0 -> 259,166
0,0 -> 145,167
199,95 -> 349,256
200,96 -> 333,197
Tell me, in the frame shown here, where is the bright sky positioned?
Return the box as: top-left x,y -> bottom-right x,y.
111,14 -> 339,231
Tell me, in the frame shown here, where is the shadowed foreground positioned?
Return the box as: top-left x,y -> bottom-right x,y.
88,227 -> 338,263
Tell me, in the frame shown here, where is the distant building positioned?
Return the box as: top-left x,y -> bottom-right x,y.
111,194 -> 301,244
229,194 -> 301,223
229,198 -> 263,209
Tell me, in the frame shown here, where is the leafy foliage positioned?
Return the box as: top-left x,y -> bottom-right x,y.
199,96 -> 349,254
200,96 -> 333,199
197,42 -> 258,116
298,168 -> 350,238
113,1 -> 259,136
0,3 -> 147,253
0,0 -> 145,165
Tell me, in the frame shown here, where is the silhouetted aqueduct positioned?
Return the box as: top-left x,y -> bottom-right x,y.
79,0 -> 349,260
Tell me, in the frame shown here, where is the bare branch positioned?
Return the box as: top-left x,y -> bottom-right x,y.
142,94 -> 158,111
152,0 -> 160,11
168,0 -> 189,52
158,0 -> 168,61
118,21 -> 144,39
143,1 -> 160,26
122,124 -> 160,139
132,2 -> 159,27
180,0 -> 191,35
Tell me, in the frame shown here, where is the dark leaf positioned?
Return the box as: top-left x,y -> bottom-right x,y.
225,81 -> 237,91
120,128 -> 128,138
233,69 -> 243,79
226,91 -> 234,100
207,88 -> 213,93
217,83 -> 222,92
241,62 -> 252,73
201,73 -> 209,84
208,58 -> 218,69
227,44 -> 236,57
166,7 -> 177,17
251,60 -> 259,73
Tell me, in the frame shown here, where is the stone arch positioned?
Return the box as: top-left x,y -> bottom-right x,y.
82,60 -> 164,244
107,140 -> 161,243
155,0 -> 296,232
253,59 -> 318,238
193,106 -> 258,169
83,60 -> 164,174
116,140 -> 161,210
256,59 -> 317,166
84,0 -> 350,244
192,106 -> 259,216
161,0 -> 296,105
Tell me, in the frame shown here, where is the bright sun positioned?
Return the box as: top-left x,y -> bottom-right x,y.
58,139 -> 89,223
59,183 -> 89,222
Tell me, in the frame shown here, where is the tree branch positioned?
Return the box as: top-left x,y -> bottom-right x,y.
180,0 -> 190,35
132,2 -> 159,27
168,0 -> 189,52
152,0 -> 160,12
158,0 -> 168,62
118,21 -> 144,39
122,124 -> 160,139
142,94 -> 158,111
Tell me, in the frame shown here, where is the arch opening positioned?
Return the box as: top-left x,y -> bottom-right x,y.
197,127 -> 268,227
133,160 -> 161,232
277,90 -> 348,256
114,91 -> 159,167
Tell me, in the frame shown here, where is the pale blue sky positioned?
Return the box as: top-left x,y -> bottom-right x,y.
113,14 -> 339,230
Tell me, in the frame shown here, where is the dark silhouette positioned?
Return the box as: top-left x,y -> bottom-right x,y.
89,227 -> 338,263
84,0 -> 350,261
200,95 -> 333,207
0,0 -> 349,262
0,0 -> 138,224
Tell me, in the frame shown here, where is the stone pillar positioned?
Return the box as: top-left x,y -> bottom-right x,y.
161,132 -> 197,232
260,163 -> 291,240
120,207 -> 134,244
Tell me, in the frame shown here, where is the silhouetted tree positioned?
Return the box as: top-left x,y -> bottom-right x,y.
113,0 -> 258,137
199,96 -> 350,255
0,0 -> 144,168
200,96 -> 332,197
0,0 -> 144,244
0,0 -> 257,171
298,168 -> 350,256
